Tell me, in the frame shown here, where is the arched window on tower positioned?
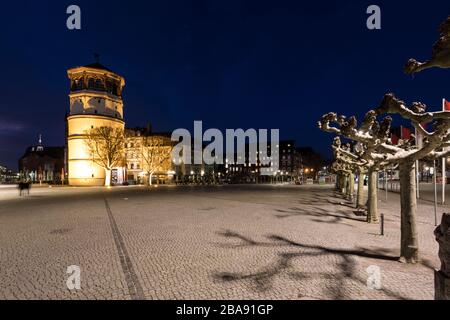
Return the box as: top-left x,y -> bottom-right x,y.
71,79 -> 84,91
88,78 -> 95,90
94,79 -> 104,91
106,80 -> 113,94
112,82 -> 119,96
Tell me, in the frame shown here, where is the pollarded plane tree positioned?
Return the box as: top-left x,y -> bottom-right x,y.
319,110 -> 392,225
331,159 -> 353,199
329,138 -> 351,195
330,161 -> 344,192
378,15 -> 450,263
404,16 -> 450,75
320,94 -> 450,263
331,137 -> 369,211
375,94 -> 450,263
331,138 -> 362,203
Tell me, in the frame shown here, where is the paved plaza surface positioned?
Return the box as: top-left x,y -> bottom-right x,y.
0,184 -> 442,300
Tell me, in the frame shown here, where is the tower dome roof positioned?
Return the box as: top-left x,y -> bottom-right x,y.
83,62 -> 113,72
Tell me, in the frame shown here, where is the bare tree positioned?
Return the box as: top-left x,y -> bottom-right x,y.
85,127 -> 126,187
320,93 -> 450,263
331,160 -> 350,196
376,94 -> 450,263
332,139 -> 357,201
405,16 -> 450,75
319,15 -> 450,264
142,135 -> 173,185
332,138 -> 368,211
319,110 -> 392,224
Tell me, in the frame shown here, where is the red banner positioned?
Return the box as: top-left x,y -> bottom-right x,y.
445,99 -> 450,111
391,133 -> 399,145
401,127 -> 411,140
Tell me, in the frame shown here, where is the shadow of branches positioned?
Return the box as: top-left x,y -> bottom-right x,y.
213,231 -> 410,300
274,206 -> 366,226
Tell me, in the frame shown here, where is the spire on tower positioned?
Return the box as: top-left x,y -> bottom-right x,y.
37,134 -> 44,151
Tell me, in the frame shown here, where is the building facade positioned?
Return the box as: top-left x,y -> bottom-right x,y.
67,62 -> 126,186
279,140 -> 298,177
0,164 -> 6,184
18,137 -> 65,184
124,128 -> 174,185
65,61 -> 318,187
0,166 -> 19,184
226,141 -> 299,183
0,164 -> 8,184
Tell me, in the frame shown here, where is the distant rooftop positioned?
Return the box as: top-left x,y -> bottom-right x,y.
20,146 -> 65,160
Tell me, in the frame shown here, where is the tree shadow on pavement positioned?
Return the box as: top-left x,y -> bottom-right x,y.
293,190 -> 355,208
274,206 -> 366,225
292,190 -> 341,206
213,230 -> 409,300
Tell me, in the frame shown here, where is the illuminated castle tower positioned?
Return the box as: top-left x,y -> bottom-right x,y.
67,60 -> 126,186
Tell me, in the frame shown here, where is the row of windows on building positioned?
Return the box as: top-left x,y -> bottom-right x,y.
126,163 -> 296,174
85,110 -> 121,118
126,142 -> 141,148
74,98 -> 120,108
72,98 -> 121,118
128,163 -> 141,170
71,78 -> 120,96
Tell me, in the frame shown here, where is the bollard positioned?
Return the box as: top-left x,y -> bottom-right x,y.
380,214 -> 385,236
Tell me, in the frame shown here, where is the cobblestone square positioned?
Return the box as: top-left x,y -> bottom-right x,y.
0,185 -> 440,300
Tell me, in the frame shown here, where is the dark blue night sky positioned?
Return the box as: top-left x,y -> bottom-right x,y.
1,0 -> 450,169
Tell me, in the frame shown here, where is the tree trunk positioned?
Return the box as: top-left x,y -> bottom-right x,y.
367,168 -> 379,223
399,162 -> 419,264
105,169 -> 112,187
149,173 -> 153,186
357,171 -> 366,209
338,173 -> 344,192
341,174 -> 347,194
348,172 -> 355,201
